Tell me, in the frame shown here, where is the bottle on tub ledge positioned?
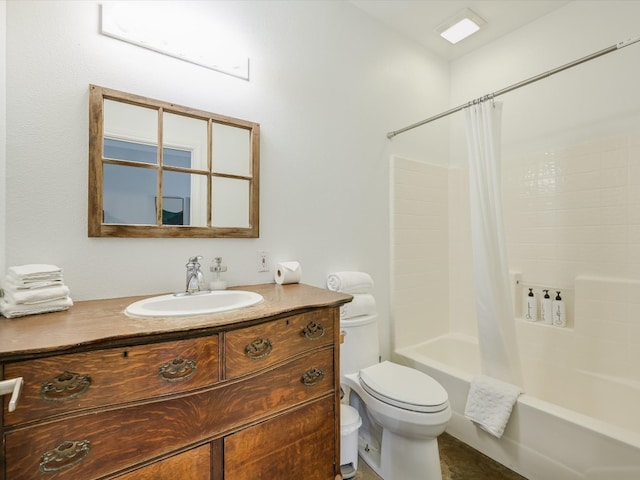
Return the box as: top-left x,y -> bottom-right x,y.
553,291 -> 566,327
524,288 -> 537,321
541,289 -> 553,325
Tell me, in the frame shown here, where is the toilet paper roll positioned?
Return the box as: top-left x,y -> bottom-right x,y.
275,261 -> 302,285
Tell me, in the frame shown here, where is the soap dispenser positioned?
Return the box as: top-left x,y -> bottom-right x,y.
541,289 -> 553,325
553,291 -> 566,327
209,257 -> 227,291
524,288 -> 537,321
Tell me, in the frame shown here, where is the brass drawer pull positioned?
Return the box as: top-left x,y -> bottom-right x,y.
302,321 -> 325,340
301,368 -> 324,386
158,357 -> 197,383
40,439 -> 91,473
41,371 -> 91,402
245,338 -> 273,360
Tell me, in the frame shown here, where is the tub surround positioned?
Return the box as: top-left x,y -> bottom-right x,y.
395,334 -> 640,480
0,283 -> 351,480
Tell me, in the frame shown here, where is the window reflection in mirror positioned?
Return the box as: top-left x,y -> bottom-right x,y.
89,85 -> 260,238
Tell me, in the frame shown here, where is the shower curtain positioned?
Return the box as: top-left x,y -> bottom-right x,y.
464,99 -> 521,385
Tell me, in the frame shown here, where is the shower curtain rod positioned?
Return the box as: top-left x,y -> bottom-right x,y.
386,35 -> 640,139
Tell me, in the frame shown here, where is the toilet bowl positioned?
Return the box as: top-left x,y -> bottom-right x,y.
341,314 -> 451,479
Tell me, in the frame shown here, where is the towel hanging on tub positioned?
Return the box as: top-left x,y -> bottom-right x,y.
464,375 -> 521,438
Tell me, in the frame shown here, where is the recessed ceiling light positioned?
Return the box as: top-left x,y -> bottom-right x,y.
437,8 -> 486,45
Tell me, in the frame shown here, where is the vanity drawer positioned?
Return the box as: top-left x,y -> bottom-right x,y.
225,309 -> 335,378
4,348 -> 333,480
115,443 -> 213,480
3,336 -> 219,426
224,395 -> 336,480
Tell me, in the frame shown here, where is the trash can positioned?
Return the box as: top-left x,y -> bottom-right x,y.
340,403 -> 362,479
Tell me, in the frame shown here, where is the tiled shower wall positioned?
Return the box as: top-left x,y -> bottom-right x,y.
394,132 -> 640,386
392,157 -> 449,350
447,131 -> 640,332
502,132 -> 640,285
501,132 -> 640,393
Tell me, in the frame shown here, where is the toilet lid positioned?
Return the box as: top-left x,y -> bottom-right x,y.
359,361 -> 449,413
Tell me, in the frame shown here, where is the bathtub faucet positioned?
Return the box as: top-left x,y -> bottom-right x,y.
185,255 -> 204,293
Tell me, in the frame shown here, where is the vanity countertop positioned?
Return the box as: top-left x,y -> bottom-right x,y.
0,283 -> 352,361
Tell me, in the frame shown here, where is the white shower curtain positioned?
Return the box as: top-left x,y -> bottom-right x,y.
464,99 -> 521,386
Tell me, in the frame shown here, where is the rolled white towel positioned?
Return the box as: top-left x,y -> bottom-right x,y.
326,272 -> 374,294
464,375 -> 522,438
2,284 -> 71,305
0,296 -> 73,319
340,293 -> 376,319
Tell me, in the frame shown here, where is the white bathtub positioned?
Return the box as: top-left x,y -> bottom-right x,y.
393,334 -> 640,480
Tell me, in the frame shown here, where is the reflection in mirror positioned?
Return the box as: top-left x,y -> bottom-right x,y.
89,85 -> 260,238
213,123 -> 251,176
212,177 -> 250,227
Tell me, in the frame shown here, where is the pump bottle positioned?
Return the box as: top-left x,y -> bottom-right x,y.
553,291 -> 566,327
524,288 -> 537,321
541,289 -> 553,325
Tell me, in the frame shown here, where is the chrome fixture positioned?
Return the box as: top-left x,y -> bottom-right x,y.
185,255 -> 204,293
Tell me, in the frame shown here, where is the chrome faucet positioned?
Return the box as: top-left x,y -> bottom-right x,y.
185,255 -> 204,293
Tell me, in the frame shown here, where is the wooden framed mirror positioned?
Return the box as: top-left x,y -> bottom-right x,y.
88,85 -> 260,238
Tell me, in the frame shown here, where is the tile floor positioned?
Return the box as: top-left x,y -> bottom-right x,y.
351,433 -> 527,480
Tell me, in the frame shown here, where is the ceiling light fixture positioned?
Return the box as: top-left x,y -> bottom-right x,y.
437,8 -> 486,45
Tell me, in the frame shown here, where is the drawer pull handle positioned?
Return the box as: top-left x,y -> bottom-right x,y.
158,357 -> 197,383
41,371 -> 91,402
302,321 -> 325,340
245,338 -> 273,360
302,368 -> 324,386
40,439 -> 91,473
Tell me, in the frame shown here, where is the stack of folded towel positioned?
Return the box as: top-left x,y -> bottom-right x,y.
326,271 -> 376,319
0,264 -> 73,318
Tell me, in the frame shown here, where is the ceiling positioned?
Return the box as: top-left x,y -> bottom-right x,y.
348,0 -> 571,61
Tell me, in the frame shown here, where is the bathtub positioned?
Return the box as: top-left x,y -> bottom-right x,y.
393,333 -> 640,480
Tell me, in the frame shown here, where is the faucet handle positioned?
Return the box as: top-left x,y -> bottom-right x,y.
187,255 -> 203,265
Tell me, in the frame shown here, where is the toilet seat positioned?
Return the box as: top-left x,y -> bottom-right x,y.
359,361 -> 449,413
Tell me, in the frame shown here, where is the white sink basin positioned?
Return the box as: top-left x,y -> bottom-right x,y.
125,290 -> 263,318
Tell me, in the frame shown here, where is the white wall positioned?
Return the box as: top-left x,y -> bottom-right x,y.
0,0 -> 6,277
390,1 -> 640,349
3,1 -> 449,360
448,1 -> 640,337
449,0 -> 640,165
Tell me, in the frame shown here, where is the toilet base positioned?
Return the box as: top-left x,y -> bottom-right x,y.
358,428 -> 443,480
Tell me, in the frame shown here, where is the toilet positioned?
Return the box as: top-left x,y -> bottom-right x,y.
341,314 -> 451,480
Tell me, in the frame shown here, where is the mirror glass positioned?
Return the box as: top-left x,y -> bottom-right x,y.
89,85 -> 260,237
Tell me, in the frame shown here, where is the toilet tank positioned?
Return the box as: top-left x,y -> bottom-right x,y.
340,314 -> 379,378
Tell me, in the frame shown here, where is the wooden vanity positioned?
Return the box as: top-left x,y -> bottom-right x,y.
0,283 -> 351,480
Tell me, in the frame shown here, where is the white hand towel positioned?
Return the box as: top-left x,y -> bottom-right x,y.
326,272 -> 374,294
2,284 -> 71,305
3,276 -> 64,290
340,293 -> 377,319
7,272 -> 64,284
0,297 -> 73,319
464,375 -> 521,438
8,264 -> 63,279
